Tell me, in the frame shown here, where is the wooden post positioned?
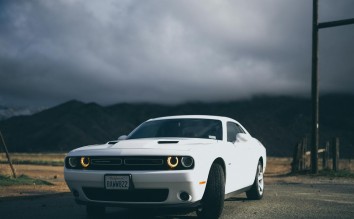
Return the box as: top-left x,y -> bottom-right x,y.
332,137 -> 340,171
300,141 -> 305,171
0,130 -> 17,178
302,137 -> 308,169
322,141 -> 329,169
292,142 -> 301,173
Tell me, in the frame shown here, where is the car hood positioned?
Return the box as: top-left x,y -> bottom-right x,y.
68,138 -> 220,156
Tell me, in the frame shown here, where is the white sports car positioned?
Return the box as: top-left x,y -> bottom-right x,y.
64,115 -> 266,219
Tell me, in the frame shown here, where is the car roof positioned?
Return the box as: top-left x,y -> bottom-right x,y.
148,115 -> 236,122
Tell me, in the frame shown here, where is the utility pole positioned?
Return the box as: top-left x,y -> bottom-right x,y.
311,0 -> 354,173
311,0 -> 319,174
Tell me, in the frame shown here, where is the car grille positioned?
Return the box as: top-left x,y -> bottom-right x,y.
82,187 -> 169,202
65,156 -> 194,170
88,156 -> 166,170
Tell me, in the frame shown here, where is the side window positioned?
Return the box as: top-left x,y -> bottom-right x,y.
227,122 -> 238,143
236,124 -> 246,134
227,122 -> 246,142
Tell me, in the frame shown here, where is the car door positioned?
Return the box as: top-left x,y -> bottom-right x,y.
225,122 -> 254,192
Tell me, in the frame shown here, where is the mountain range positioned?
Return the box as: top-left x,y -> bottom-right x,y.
0,106 -> 45,121
0,94 -> 353,158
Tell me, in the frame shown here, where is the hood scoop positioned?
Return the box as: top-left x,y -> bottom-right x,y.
107,141 -> 118,145
158,141 -> 179,144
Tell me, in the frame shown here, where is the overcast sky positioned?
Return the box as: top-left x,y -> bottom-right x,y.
0,0 -> 353,107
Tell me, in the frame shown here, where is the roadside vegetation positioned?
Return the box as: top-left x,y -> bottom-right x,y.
0,154 -> 353,189
0,155 -> 353,198
0,153 -> 65,166
317,169 -> 354,178
0,174 -> 53,186
289,169 -> 354,179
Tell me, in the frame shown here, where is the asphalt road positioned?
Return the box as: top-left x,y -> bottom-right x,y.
1,183 -> 354,219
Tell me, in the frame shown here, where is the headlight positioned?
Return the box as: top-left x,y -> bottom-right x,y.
167,156 -> 194,169
80,156 -> 90,168
67,157 -> 79,168
65,157 -> 80,168
167,156 -> 179,169
181,156 -> 194,168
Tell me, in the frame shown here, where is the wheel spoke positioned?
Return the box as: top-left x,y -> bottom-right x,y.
258,180 -> 264,190
258,184 -> 263,192
257,166 -> 264,193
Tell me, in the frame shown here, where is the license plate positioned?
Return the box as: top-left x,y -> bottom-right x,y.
105,175 -> 130,190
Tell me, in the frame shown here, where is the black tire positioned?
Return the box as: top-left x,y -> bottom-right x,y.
86,205 -> 105,219
246,161 -> 264,200
196,163 -> 225,219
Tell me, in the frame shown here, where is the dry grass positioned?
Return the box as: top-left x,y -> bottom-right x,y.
265,157 -> 292,175
1,153 -> 353,173
264,157 -> 354,185
0,153 -> 66,166
0,163 -> 68,198
0,154 -> 354,198
300,154 -> 354,172
265,156 -> 354,175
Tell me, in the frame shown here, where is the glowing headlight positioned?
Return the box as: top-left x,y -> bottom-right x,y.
181,156 -> 194,168
80,157 -> 90,168
167,156 -> 179,168
68,157 -> 79,168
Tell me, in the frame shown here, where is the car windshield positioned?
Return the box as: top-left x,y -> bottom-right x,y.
128,119 -> 223,140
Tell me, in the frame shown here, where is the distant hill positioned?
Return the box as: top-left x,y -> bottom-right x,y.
0,94 -> 353,157
0,105 -> 44,121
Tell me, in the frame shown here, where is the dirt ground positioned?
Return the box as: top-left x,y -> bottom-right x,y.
1,157 -> 353,198
0,164 -> 68,198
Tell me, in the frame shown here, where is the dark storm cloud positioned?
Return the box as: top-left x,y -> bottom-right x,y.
0,0 -> 353,106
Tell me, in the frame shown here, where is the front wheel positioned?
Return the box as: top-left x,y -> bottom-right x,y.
196,163 -> 225,219
246,161 -> 264,200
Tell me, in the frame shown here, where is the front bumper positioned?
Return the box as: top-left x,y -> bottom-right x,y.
64,168 -> 206,207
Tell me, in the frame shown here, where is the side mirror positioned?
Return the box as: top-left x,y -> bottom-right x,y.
118,135 -> 128,140
236,133 -> 251,142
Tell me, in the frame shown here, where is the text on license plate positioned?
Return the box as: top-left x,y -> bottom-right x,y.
105,175 -> 130,190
